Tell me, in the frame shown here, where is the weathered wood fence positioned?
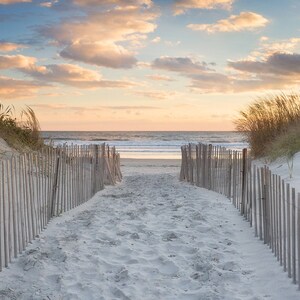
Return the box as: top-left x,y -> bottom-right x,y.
0,143 -> 122,272
181,143 -> 300,289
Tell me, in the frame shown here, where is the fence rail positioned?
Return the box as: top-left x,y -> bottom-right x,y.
0,143 -> 122,272
181,143 -> 300,289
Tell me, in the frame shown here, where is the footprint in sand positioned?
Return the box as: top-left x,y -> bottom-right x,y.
114,267 -> 129,282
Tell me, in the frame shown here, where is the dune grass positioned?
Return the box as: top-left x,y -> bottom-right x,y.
0,103 -> 43,151
235,93 -> 300,158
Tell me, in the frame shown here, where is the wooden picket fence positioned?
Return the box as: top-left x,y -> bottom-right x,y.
181,143 -> 300,289
0,143 -> 122,272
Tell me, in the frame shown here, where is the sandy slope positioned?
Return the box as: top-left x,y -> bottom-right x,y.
0,138 -> 18,160
0,159 -> 299,299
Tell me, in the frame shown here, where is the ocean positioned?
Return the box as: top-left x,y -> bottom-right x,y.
41,131 -> 248,159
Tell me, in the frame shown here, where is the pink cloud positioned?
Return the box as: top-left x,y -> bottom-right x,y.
146,74 -> 174,81
187,12 -> 269,33
0,0 -> 31,4
72,0 -> 153,7
40,5 -> 158,68
0,76 -> 46,99
133,89 -> 178,99
0,42 -> 25,52
23,63 -> 137,89
0,55 -> 36,69
60,42 -> 137,69
173,0 -> 234,15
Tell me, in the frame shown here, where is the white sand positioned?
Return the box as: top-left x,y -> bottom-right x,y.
0,158 -> 299,299
255,152 -> 300,194
0,138 -> 18,160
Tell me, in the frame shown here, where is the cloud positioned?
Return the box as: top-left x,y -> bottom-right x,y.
23,63 -> 136,88
0,42 -> 25,52
72,0 -> 153,7
31,103 -> 159,112
40,5 -> 158,68
39,1 -> 58,7
151,53 -> 300,94
133,89 -> 178,99
188,71 -> 298,93
228,52 -> 300,76
189,72 -> 233,92
173,0 -> 234,15
0,55 -> 36,69
0,54 -> 136,89
0,76 -> 46,99
60,42 -> 137,69
164,40 -> 181,47
152,56 -> 211,74
187,12 -> 269,33
0,0 -> 31,4
146,74 -> 174,81
103,105 -> 159,110
151,37 -> 161,43
250,37 -> 300,60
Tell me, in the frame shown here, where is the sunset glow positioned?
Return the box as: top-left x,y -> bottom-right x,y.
1,0 -> 299,130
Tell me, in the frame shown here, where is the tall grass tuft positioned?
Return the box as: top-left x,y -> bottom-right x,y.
235,93 -> 300,158
0,103 -> 43,151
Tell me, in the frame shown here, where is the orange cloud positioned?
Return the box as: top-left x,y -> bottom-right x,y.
0,0 -> 30,4
0,76 -> 47,99
0,55 -> 36,69
31,103 -> 159,111
187,12 -> 269,33
146,74 -> 174,81
40,5 -> 158,68
173,0 -> 233,15
133,89 -> 178,99
72,0 -> 153,7
249,37 -> 300,60
0,42 -> 25,52
0,54 -> 137,89
60,42 -> 137,69
23,63 -> 137,89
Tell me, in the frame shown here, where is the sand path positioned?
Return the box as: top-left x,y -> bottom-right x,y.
0,160 -> 298,299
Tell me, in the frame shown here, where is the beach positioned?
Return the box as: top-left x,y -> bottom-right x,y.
0,157 -> 299,299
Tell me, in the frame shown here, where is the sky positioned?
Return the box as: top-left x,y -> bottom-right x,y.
1,0 -> 300,131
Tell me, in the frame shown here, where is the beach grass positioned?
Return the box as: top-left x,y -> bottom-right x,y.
235,93 -> 300,158
0,103 -> 43,151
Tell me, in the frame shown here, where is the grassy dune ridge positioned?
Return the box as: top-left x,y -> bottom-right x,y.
0,103 -> 43,152
235,93 -> 300,159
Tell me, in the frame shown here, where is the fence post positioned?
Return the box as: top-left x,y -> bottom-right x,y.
50,151 -> 60,217
227,150 -> 232,199
292,188 -> 296,284
287,183 -> 291,278
180,146 -> 185,181
297,193 -> 300,290
207,144 -> 212,190
188,144 -> 193,184
241,148 -> 248,216
93,144 -> 99,194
